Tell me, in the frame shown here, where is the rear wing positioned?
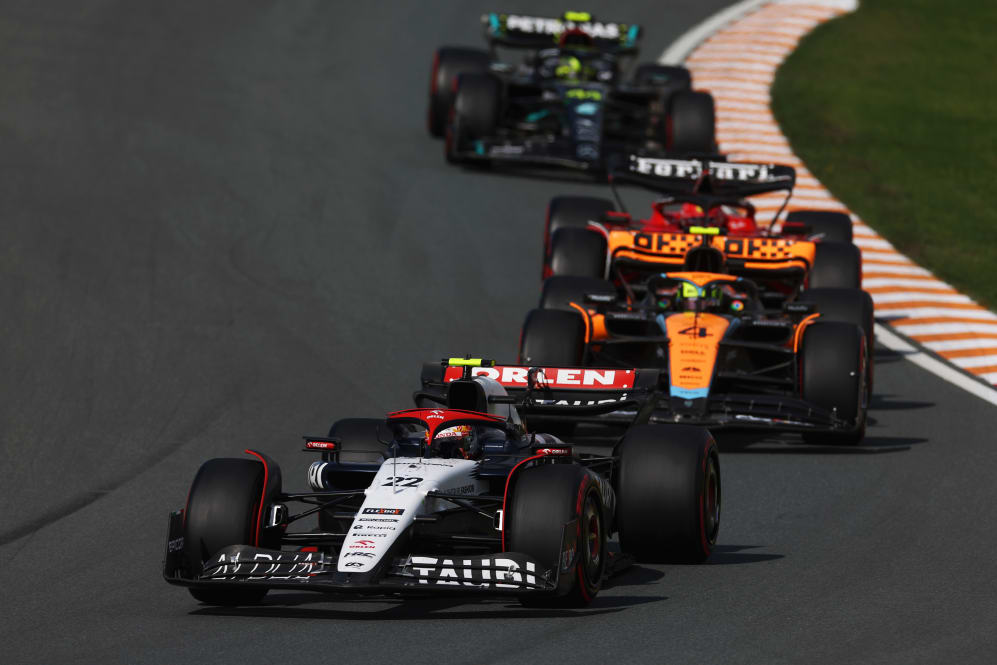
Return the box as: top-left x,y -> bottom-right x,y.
614,155 -> 796,197
419,361 -> 662,417
481,12 -> 641,53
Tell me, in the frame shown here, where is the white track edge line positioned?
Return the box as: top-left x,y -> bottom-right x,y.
659,0 -> 769,65
661,1 -> 997,407
875,324 -> 997,406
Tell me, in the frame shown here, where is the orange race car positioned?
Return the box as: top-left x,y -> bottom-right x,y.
519,271 -> 870,444
540,156 -> 863,295
536,155 -> 874,379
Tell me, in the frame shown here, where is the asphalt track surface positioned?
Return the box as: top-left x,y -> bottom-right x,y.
1,2 -> 995,663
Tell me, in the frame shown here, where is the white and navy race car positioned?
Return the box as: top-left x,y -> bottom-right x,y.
163,359 -> 720,607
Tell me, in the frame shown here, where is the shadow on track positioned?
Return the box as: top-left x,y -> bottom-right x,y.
707,544 -> 784,565
869,393 -> 935,411
716,432 -> 925,455
189,593 -> 664,621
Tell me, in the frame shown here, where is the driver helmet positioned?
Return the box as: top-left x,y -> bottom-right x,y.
558,28 -> 595,49
430,425 -> 479,460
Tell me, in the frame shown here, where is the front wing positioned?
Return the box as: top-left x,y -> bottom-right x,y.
163,511 -> 568,597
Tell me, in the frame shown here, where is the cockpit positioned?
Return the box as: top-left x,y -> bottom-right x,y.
648,273 -> 760,315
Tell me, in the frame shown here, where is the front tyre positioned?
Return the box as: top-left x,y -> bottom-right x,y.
615,425 -> 720,563
507,464 -> 606,607
801,321 -> 867,444
182,458 -> 271,605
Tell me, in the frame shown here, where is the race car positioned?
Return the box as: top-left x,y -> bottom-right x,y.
164,359 -> 721,607
542,155 -> 862,289
518,272 -> 870,444
538,155 -> 875,372
427,12 -> 716,171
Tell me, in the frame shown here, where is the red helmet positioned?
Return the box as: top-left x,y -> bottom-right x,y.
559,28 -> 594,49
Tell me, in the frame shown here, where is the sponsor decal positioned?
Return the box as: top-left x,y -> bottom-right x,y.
535,447 -> 571,456
358,517 -> 399,523
505,14 -> 623,40
444,365 -> 635,389
363,508 -> 404,515
426,410 -> 445,421
344,561 -> 364,568
308,461 -> 328,491
566,88 -> 602,101
205,550 -> 323,579
440,484 -> 476,496
167,536 -> 184,553
344,551 -> 375,558
630,156 -> 702,179
304,440 -> 336,450
534,395 -> 628,407
707,161 -> 771,182
436,426 -> 471,440
349,540 -> 377,549
410,556 -> 539,588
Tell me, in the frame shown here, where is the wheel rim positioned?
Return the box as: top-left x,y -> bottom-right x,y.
581,494 -> 603,576
703,455 -> 720,544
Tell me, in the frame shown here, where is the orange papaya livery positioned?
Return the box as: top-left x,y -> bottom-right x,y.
607,230 -> 815,273
662,312 -> 730,400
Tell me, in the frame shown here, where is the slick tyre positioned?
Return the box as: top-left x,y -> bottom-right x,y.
785,210 -> 853,243
519,308 -> 586,366
668,90 -> 716,153
801,321 -> 868,445
615,425 -> 720,563
507,464 -> 606,607
446,72 -> 501,164
549,227 -> 607,279
519,308 -> 586,436
802,287 -> 876,393
809,241 -> 862,289
539,275 -> 616,312
428,47 -> 490,137
544,196 -> 615,275
183,458 -> 270,605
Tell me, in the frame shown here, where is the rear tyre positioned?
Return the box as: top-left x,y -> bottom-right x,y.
183,458 -> 271,605
809,241 -> 862,289
428,47 -> 490,137
544,196 -> 615,275
446,72 -> 501,163
540,275 -> 616,312
785,210 -> 853,243
549,227 -> 607,279
616,425 -> 720,563
802,287 -> 875,393
507,464 -> 606,607
519,308 -> 586,437
801,321 -> 867,445
668,91 -> 716,153
519,308 -> 585,366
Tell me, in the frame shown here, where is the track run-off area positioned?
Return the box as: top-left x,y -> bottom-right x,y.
0,2 -> 994,663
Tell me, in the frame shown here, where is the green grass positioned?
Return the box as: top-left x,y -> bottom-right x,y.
772,0 -> 997,308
